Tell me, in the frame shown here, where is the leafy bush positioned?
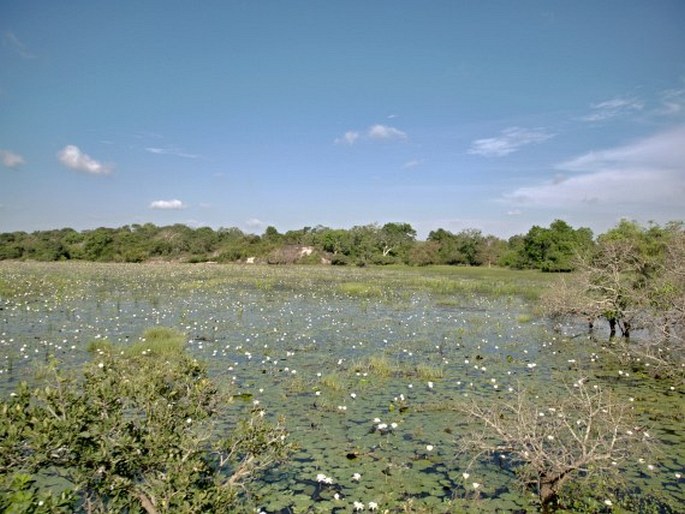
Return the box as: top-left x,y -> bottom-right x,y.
0,329 -> 294,513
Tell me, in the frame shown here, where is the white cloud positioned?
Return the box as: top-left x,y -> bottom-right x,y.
2,31 -> 35,59
57,145 -> 112,175
504,126 -> 685,208
368,124 -> 407,141
334,131 -> 360,145
558,125 -> 685,172
335,124 -> 407,145
149,199 -> 186,210
580,96 -> 644,122
145,147 -> 199,159
1,149 -> 25,168
468,127 -> 554,157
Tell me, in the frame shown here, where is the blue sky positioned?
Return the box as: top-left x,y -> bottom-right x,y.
1,1 -> 684,238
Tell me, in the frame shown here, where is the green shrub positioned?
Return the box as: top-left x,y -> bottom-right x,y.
0,328 -> 294,513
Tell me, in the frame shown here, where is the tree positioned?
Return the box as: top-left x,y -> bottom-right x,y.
407,240 -> 441,266
263,226 -> 282,242
478,235 -> 507,267
541,221 -> 685,375
427,229 -> 464,264
81,228 -> 116,261
454,229 -> 485,266
427,228 -> 499,266
458,379 -> 652,512
513,220 -> 594,271
378,222 -> 416,260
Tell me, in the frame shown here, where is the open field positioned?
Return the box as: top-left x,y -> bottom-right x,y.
0,262 -> 682,512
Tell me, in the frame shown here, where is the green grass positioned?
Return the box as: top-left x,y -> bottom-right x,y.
415,363 -> 444,380
86,339 -> 113,354
320,372 -> 344,392
336,282 -> 384,298
125,327 -> 186,357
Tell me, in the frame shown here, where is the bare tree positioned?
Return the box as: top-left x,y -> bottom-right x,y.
457,379 -> 652,512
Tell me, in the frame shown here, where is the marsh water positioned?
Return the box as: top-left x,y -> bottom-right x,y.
0,262 -> 682,512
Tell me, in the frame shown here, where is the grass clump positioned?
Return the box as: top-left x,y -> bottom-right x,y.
320,373 -> 344,392
351,355 -> 398,378
415,363 -> 444,380
367,355 -> 396,377
337,282 -> 383,298
125,327 -> 186,357
86,339 -> 113,354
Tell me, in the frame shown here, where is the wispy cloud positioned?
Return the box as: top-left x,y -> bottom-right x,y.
57,145 -> 112,175
468,127 -> 554,157
658,88 -> 685,115
1,149 -> 25,169
580,96 -> 644,122
504,126 -> 685,208
335,124 -> 407,145
334,131 -> 360,145
149,199 -> 186,210
245,218 -> 267,232
403,158 -> 424,169
145,147 -> 199,159
2,31 -> 35,59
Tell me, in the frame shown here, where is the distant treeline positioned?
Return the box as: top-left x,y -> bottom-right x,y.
0,219 -> 677,271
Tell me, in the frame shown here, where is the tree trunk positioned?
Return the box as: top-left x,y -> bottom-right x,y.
539,482 -> 559,513
621,321 -> 631,338
608,318 -> 616,337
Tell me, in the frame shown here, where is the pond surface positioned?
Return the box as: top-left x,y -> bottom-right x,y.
0,262 -> 682,512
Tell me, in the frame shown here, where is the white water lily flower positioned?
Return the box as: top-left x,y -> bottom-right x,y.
426,445 -> 434,451
472,482 -> 481,489
316,473 -> 333,484
353,500 -> 365,511
368,501 -> 378,511
462,472 -> 470,479
352,472 -> 361,481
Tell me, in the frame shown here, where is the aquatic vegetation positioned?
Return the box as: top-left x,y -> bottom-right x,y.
0,262 -> 682,512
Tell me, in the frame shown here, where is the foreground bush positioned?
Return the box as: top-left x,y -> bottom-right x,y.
0,328 -> 293,513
